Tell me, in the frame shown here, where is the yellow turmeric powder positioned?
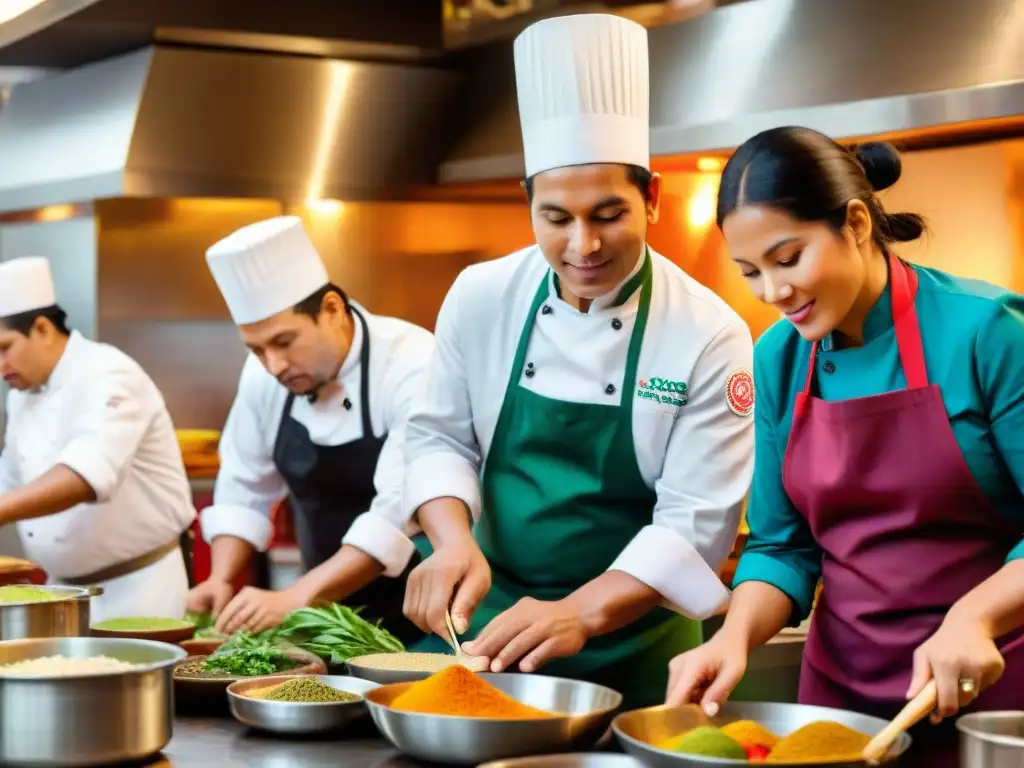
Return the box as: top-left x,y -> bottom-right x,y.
766,720 -> 871,763
721,719 -> 779,748
389,665 -> 556,719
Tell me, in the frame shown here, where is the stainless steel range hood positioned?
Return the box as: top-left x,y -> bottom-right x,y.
441,0 -> 1024,183
0,44 -> 464,213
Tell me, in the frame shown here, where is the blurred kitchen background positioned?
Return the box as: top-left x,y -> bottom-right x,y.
0,0 -> 1021,650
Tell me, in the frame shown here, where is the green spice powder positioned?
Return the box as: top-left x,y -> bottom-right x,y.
0,586 -> 61,604
262,678 -> 360,703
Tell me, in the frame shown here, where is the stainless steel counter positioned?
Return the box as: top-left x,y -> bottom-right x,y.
150,717 -> 423,768
150,715 -> 624,768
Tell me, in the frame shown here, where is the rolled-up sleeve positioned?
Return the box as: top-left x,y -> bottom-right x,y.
200,358 -> 283,551
975,295 -> 1024,563
609,320 -> 755,620
403,273 -> 483,521
342,330 -> 433,577
732,342 -> 821,625
58,367 -> 158,503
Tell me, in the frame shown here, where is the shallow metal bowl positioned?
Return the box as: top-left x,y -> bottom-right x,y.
227,674 -> 380,735
0,636 -> 186,766
613,701 -> 912,767
345,651 -> 488,684
345,654 -> 437,684
479,755 -> 644,768
957,710 -> 1024,768
364,672 -> 622,765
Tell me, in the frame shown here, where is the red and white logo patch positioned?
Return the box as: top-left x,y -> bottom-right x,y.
725,369 -> 754,417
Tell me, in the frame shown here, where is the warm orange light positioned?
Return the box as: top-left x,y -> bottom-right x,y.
697,157 -> 724,173
36,204 -> 77,222
305,199 -> 344,215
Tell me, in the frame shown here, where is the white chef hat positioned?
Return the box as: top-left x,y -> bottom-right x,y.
514,13 -> 650,178
206,216 -> 330,325
0,256 -> 57,318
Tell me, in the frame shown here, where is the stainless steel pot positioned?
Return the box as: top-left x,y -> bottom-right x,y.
958,711 -> 1024,768
0,585 -> 102,641
0,636 -> 186,766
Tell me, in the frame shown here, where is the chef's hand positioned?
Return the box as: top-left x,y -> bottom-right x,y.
404,536 -> 491,640
461,596 -> 589,673
906,614 -> 1005,722
665,634 -> 748,716
215,586 -> 307,635
186,578 -> 235,617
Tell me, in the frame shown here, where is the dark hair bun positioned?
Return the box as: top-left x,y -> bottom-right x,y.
854,142 -> 902,192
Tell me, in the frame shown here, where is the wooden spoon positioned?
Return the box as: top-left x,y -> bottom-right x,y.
862,680 -> 938,764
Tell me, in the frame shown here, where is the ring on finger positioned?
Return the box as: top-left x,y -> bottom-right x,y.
959,677 -> 977,696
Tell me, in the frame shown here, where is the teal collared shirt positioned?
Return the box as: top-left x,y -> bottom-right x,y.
733,263 -> 1024,624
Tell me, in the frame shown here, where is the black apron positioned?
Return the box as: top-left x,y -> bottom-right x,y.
272,307 -> 422,645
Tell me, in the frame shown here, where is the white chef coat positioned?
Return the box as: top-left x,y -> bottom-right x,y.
200,302 -> 434,578
403,245 -> 755,619
0,330 -> 195,622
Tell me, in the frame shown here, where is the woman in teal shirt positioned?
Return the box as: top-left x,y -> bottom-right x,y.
666,127 -> 1024,758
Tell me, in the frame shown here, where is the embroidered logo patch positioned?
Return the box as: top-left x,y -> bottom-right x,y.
636,377 -> 688,407
725,369 -> 754,417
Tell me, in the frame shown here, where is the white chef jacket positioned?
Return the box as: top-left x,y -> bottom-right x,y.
0,330 -> 195,621
200,303 -> 434,578
403,246 -> 755,619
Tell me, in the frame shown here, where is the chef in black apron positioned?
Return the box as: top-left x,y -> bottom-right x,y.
188,216 -> 433,644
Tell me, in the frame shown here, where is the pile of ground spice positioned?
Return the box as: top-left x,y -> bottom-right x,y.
259,677 -> 360,703
389,665 -> 556,719
766,720 -> 871,763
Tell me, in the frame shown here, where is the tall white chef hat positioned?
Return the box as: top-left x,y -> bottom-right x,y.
206,216 -> 330,326
514,13 -> 650,178
0,256 -> 58,319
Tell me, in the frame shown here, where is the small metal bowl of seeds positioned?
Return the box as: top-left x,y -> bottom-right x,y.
346,651 -> 490,684
227,674 -> 381,735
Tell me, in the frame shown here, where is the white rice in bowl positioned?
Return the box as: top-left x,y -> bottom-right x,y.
0,655 -> 143,677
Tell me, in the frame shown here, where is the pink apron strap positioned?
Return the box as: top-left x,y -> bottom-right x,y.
798,254 -> 926,412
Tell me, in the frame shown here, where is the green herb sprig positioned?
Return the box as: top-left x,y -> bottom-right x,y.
276,604 -> 405,665
202,646 -> 297,677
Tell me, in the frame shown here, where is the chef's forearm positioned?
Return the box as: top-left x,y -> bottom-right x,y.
290,545 -> 384,605
565,571 -> 662,638
0,465 -> 95,525
417,497 -> 474,547
718,581 -> 793,650
207,536 -> 255,583
947,559 -> 1024,640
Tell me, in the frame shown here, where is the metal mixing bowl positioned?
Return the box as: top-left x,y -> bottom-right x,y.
345,654 -> 438,684
227,674 -> 380,735
613,701 -> 912,766
0,585 -> 102,641
0,636 -> 186,766
364,672 -> 622,765
479,755 -> 644,768
957,711 -> 1024,768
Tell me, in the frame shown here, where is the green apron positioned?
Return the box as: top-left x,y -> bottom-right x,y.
413,250 -> 702,708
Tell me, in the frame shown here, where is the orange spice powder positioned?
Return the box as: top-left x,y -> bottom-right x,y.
389,665 -> 556,719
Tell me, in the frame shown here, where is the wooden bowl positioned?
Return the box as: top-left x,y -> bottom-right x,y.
173,648 -> 326,706
91,619 -> 197,645
180,637 -> 225,656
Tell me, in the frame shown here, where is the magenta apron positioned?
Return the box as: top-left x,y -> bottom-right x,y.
783,254 -> 1024,762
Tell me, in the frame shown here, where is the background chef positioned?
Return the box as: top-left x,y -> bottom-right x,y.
401,13 -> 755,708
0,256 -> 195,622
187,216 -> 433,641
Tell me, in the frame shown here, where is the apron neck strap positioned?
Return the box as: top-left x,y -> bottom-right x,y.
803,253 -> 926,395
512,248 -> 654,408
